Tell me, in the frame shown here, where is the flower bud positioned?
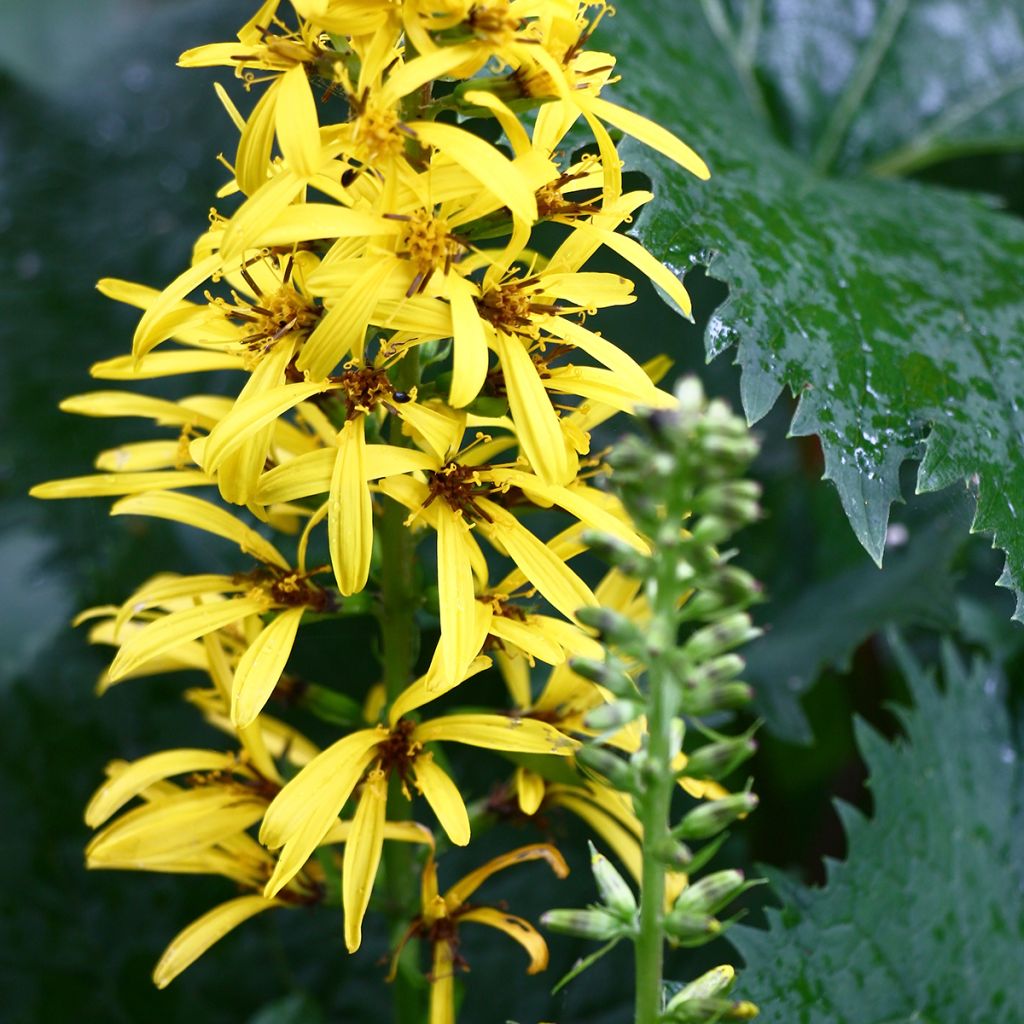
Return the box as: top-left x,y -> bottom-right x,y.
663,911 -> 721,946
681,737 -> 757,780
664,965 -> 736,1012
672,870 -> 750,917
575,745 -> 639,794
585,700 -> 645,731
579,530 -> 650,575
651,838 -> 694,869
684,614 -> 759,661
575,606 -> 645,649
663,997 -> 758,1022
686,654 -> 744,687
588,842 -> 637,917
568,656 -> 636,698
673,793 -> 759,840
540,907 -> 623,941
680,682 -> 754,716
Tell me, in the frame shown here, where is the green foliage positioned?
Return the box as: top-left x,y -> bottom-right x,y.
746,508 -> 965,742
731,637 -> 1024,1022
611,0 -> 1024,615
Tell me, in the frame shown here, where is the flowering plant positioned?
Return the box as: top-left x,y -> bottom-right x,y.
35,2 -> 764,1021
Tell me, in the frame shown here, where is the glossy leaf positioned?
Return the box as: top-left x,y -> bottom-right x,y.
614,0 -> 1024,614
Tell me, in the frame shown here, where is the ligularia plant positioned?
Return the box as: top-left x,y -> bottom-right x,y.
35,2 -> 763,1020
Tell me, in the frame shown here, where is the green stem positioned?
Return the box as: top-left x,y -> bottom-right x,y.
633,558 -> 682,1024
378,348 -> 424,1024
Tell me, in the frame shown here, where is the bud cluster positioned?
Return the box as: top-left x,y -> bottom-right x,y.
543,378 -> 763,1019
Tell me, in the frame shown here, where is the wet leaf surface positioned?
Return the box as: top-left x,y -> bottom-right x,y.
614,0 -> 1024,614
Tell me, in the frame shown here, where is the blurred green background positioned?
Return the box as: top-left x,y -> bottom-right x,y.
2,1 -> 1022,1022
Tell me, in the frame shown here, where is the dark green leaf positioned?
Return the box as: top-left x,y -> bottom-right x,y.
612,0 -> 1024,615
247,993 -> 325,1024
730,637 -> 1024,1021
746,507 -> 967,742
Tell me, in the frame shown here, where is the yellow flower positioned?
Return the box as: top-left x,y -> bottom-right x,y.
392,843 -> 570,1024
259,691 -> 577,951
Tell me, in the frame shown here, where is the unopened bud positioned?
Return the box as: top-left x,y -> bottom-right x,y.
651,838 -> 693,869
680,682 -> 754,716
664,997 -> 758,1022
575,744 -> 638,793
687,655 -> 744,688
585,699 -> 644,731
684,614 -> 759,661
663,911 -> 721,946
664,965 -> 736,1012
580,530 -> 650,575
690,516 -> 732,546
575,606 -> 644,649
681,737 -> 757,780
541,907 -> 623,941
672,870 -> 752,917
568,656 -> 636,698
673,793 -> 759,840
588,842 -> 637,917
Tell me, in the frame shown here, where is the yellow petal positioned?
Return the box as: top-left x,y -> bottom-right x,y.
30,470 -> 210,500
59,391 -> 217,430
256,444 -> 435,504
389,650 -> 492,724
475,498 -> 597,622
395,401 -> 465,462
412,753 -> 470,846
488,614 -> 564,666
323,819 -> 434,847
203,381 -> 332,474
408,121 -> 537,224
133,253 -> 224,359
343,771 -> 388,953
381,44 -> 482,105
495,649 -> 532,709
329,419 -> 373,596
581,95 -> 710,181
260,729 -> 382,895
112,491 -> 288,567
414,714 -> 577,756
235,79 -> 279,196
461,89 -> 532,156
493,332 -> 573,486
492,470 -> 648,554
85,749 -> 235,828
87,787 -> 266,865
429,942 -> 456,1024
442,842 -> 568,910
296,257 -> 396,378
276,65 -> 321,178
515,766 -> 546,816
543,315 -> 651,389
447,275 -> 490,409
435,504 -> 480,684
221,170 -> 307,263
153,896 -> 282,989
255,203 -> 400,247
551,790 -> 641,882
458,907 -> 549,974
231,606 -> 305,728
544,365 -> 676,412
107,596 -> 270,682
577,224 -> 692,319
114,573 -> 241,631
90,351 -> 244,379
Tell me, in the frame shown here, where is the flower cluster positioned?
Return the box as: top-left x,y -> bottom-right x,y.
35,0 -> 721,1017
